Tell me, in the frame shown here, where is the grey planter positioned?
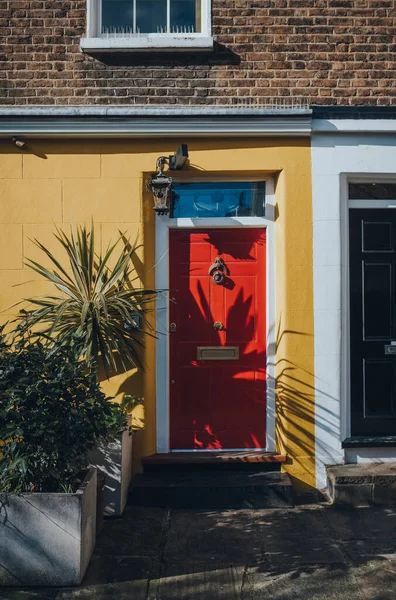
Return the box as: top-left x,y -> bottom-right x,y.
0,468 -> 97,587
88,422 -> 133,516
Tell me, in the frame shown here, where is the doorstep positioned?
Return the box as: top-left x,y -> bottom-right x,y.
130,470 -> 294,509
327,463 -> 396,506
142,451 -> 287,472
132,451 -> 292,508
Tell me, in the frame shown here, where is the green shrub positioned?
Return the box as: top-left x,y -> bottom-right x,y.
0,336 -> 113,493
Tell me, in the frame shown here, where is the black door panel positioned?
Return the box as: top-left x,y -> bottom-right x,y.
350,209 -> 396,435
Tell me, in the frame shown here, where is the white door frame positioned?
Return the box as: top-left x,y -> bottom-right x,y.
154,177 -> 276,453
341,174 -> 396,441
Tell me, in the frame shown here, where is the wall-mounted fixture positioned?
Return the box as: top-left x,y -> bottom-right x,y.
146,145 -> 189,215
169,144 -> 189,171
12,137 -> 26,149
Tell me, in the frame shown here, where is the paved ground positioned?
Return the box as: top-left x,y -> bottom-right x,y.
2,503 -> 396,599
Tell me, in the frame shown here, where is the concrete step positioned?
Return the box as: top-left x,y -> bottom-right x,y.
129,471 -> 293,509
327,463 -> 396,506
142,451 -> 286,473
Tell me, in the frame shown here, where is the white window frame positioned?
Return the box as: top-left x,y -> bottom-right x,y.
154,176 -> 276,454
81,0 -> 213,52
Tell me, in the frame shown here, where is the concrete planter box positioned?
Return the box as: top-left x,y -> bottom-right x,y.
88,421 -> 133,516
0,468 -> 97,587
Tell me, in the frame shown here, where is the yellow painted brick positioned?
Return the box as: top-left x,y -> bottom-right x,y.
101,222 -> 142,251
99,367 -> 143,402
0,152 -> 23,179
101,222 -> 143,277
0,316 -> 14,334
284,223 -> 312,267
286,266 -> 314,311
23,142 -> 100,179
63,179 -> 141,223
0,180 -> 62,223
99,139 -> 309,178
101,141 -> 169,178
185,139 -> 307,173
0,270 -> 55,315
23,223 -> 101,270
0,225 -> 23,269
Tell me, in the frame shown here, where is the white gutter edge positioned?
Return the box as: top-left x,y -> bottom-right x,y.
312,119 -> 396,133
0,114 -> 312,138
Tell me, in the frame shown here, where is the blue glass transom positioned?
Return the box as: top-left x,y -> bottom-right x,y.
171,182 -> 266,218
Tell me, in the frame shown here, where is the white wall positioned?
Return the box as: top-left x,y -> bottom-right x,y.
311,124 -> 396,488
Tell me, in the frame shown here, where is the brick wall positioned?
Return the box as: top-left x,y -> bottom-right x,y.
2,0 -> 396,106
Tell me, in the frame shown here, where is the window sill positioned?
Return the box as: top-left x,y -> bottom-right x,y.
80,35 -> 214,53
342,436 -> 396,449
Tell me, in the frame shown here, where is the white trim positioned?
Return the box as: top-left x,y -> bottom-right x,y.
155,179 -> 276,454
342,176 -> 396,444
349,200 -> 396,209
0,115 -> 312,138
340,174 -> 350,443
83,0 -> 212,52
80,35 -> 214,52
312,119 -> 396,133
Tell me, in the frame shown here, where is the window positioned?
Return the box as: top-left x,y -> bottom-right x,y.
349,183 -> 396,200
102,0 -> 200,34
171,182 -> 266,218
82,0 -> 213,52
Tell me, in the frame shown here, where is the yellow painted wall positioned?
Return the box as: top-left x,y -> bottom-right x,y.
0,137 -> 314,488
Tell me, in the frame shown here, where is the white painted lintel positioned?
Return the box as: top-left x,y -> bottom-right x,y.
313,118 -> 396,133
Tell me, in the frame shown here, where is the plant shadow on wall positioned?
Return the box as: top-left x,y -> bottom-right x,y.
271,319 -> 316,491
272,317 -> 343,491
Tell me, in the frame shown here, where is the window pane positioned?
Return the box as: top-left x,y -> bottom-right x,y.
101,0 -> 201,34
170,0 -> 199,32
349,183 -> 396,200
102,0 -> 134,34
171,182 -> 266,218
136,0 -> 167,33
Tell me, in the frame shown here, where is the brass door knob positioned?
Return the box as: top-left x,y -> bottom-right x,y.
213,321 -> 225,331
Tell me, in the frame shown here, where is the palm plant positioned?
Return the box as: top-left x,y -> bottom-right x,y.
12,223 -> 159,376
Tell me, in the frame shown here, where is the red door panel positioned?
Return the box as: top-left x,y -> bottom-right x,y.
169,228 -> 266,450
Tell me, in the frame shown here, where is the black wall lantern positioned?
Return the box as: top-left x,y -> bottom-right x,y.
146,145 -> 189,215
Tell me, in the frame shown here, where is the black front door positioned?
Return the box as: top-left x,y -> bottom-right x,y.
350,209 -> 396,435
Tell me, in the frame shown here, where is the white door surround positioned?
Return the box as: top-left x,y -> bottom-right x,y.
312,128 -> 396,488
154,177 -> 276,454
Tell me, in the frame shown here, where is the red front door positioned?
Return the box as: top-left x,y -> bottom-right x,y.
169,228 -> 267,450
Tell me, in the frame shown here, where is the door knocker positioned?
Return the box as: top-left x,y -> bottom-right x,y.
208,257 -> 230,285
